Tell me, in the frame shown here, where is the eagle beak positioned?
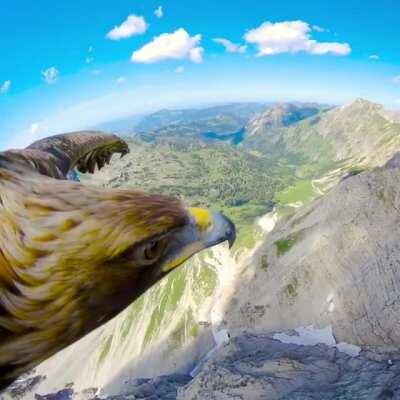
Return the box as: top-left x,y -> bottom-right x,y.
189,207 -> 236,249
161,208 -> 236,273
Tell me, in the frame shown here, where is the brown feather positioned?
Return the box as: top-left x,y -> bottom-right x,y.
0,133 -> 189,389
3,131 -> 129,179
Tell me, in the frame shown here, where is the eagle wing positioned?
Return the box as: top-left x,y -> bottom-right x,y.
1,131 -> 129,179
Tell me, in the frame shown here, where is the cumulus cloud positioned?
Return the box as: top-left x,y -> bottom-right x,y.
175,66 -> 185,73
131,28 -> 203,63
116,76 -> 126,85
106,15 -> 148,40
213,38 -> 247,53
369,54 -> 379,60
42,67 -> 59,84
244,20 -> 351,56
0,80 -> 11,93
393,76 -> 400,84
154,6 -> 163,18
312,25 -> 327,33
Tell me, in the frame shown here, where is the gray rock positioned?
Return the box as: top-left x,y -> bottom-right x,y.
177,334 -> 400,400
1,373 -> 46,400
226,165 -> 400,353
384,152 -> 400,169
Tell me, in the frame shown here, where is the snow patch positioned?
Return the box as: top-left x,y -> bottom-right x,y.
273,325 -> 336,347
212,329 -> 230,347
257,211 -> 278,233
337,342 -> 361,357
326,293 -> 334,303
273,325 -> 361,357
326,293 -> 335,312
189,329 -> 230,378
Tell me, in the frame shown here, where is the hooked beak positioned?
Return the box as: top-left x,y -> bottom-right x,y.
161,207 -> 236,273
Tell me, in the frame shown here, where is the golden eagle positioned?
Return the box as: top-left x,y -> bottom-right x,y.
0,131 -> 235,389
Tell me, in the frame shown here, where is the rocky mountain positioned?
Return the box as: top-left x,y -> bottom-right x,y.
244,98 -> 400,168
3,98 -> 400,400
245,102 -> 325,134
135,102 -> 324,145
227,157 -> 400,350
177,153 -> 400,399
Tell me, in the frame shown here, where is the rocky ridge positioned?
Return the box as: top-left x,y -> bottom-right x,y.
8,333 -> 400,400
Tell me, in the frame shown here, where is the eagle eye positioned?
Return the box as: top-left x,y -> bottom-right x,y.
143,239 -> 165,261
117,237 -> 168,266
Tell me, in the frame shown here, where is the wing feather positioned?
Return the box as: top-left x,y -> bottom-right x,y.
1,131 -> 129,179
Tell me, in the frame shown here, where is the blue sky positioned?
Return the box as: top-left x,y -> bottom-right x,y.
0,0 -> 399,148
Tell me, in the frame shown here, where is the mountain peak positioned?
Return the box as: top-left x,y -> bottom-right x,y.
246,102 -> 322,137
343,98 -> 383,111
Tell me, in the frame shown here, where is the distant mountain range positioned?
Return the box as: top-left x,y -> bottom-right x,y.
94,102 -> 268,137
95,99 -> 400,173
244,98 -> 400,167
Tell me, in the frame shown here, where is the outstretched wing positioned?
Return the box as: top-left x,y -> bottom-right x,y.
1,131 -> 129,179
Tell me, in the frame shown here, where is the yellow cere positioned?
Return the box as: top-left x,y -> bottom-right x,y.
189,207 -> 212,233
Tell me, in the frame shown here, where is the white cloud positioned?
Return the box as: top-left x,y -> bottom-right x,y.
131,28 -> 203,63
116,76 -> 126,85
244,20 -> 351,56
88,45 -> 93,53
106,15 -> 148,40
0,80 -> 11,93
154,6 -> 163,18
85,56 -> 94,64
175,66 -> 185,73
393,76 -> 400,84
369,54 -> 379,60
213,38 -> 247,53
312,25 -> 327,33
42,67 -> 59,84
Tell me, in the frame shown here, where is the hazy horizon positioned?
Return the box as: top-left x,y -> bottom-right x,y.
1,95 -> 395,150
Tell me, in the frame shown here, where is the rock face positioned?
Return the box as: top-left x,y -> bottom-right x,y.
178,334 -> 400,400
226,162 -> 400,353
11,334 -> 400,400
25,374 -> 191,400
